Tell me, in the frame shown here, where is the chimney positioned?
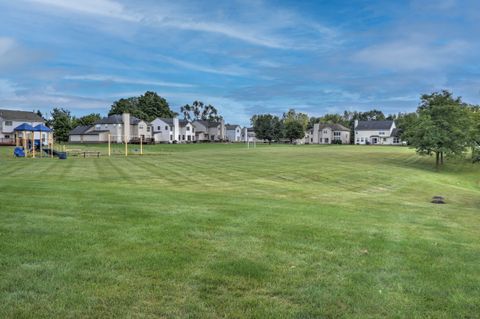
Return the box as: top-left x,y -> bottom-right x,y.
354,119 -> 358,128
173,117 -> 179,142
220,119 -> 225,140
122,113 -> 131,143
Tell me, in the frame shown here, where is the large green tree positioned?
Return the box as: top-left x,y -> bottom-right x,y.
73,113 -> 101,127
283,109 -> 307,143
109,91 -> 175,122
180,101 -> 222,121
405,91 -> 473,167
47,108 -> 74,142
251,114 -> 283,144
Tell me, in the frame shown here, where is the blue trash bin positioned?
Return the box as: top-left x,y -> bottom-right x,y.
58,152 -> 67,160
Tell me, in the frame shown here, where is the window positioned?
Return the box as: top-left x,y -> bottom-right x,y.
147,127 -> 150,132
182,135 -> 185,140
186,126 -> 190,131
157,126 -> 161,131
104,124 -> 108,129
311,138 -> 313,142
333,132 -> 341,136
170,135 -> 172,141
192,128 -> 195,133
5,121 -> 12,126
356,138 -> 360,143
379,131 -> 385,135
323,130 -> 328,134
187,136 -> 191,141
383,138 -> 387,142
139,125 -> 144,129
96,124 -> 101,130
4,135 -> 10,138
361,138 -> 364,142
393,137 -> 400,144
211,135 -> 215,141
165,126 -> 169,131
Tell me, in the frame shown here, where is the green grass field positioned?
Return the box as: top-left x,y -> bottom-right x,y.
0,144 -> 479,318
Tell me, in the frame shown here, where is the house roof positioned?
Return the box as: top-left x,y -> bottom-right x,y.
194,120 -> 222,128
157,118 -> 174,126
355,120 -> 394,130
179,120 -> 190,127
0,109 -> 44,122
69,125 -> 92,135
226,124 -> 240,130
94,114 -> 142,125
390,128 -> 402,137
315,123 -> 350,132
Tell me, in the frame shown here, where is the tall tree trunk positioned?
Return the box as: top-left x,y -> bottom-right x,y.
440,152 -> 444,165
436,152 -> 440,168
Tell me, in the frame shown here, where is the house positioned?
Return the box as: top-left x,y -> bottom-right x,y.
151,117 -> 195,143
241,127 -> 257,142
69,113 -> 152,143
0,109 -> 45,145
226,124 -> 242,142
308,123 -> 351,144
192,120 -> 225,142
354,120 -> 402,145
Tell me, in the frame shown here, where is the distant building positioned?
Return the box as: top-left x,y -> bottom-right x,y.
192,120 -> 225,142
354,120 -> 402,145
225,124 -> 242,142
308,123 -> 350,144
0,109 -> 45,145
69,113 -> 151,143
151,117 -> 195,143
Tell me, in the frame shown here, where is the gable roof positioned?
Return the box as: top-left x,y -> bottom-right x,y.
94,114 -> 142,125
157,118 -> 174,126
355,120 -> 394,131
390,128 -> 402,137
315,123 -> 350,132
179,120 -> 190,127
69,125 -> 92,135
0,109 -> 44,122
194,120 -> 221,128
226,124 -> 241,130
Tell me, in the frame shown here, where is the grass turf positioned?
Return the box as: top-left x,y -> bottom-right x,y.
0,144 -> 479,318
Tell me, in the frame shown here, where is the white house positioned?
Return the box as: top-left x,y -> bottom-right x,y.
241,127 -> 257,142
192,120 -> 225,142
151,118 -> 195,143
0,109 -> 45,145
354,120 -> 402,145
69,113 -> 152,143
226,124 -> 242,142
151,118 -> 178,143
308,123 -> 350,144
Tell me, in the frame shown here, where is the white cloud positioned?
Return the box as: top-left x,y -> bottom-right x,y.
354,40 -> 470,71
27,0 -> 139,21
157,55 -> 249,77
64,74 -> 195,88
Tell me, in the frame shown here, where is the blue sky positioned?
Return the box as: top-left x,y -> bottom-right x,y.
0,0 -> 479,125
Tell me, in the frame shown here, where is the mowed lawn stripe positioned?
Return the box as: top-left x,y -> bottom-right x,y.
0,144 -> 479,318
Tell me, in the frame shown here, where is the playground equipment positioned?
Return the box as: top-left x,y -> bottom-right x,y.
12,122 -> 62,159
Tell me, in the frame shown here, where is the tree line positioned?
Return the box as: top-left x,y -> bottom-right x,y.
251,91 -> 480,167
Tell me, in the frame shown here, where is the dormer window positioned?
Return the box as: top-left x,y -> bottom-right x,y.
95,124 -> 101,130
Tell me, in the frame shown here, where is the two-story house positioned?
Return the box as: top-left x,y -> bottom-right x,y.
69,113 -> 152,143
151,118 -> 195,143
0,109 -> 45,145
354,120 -> 402,145
226,124 -> 242,142
308,123 -> 350,144
192,120 -> 225,142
